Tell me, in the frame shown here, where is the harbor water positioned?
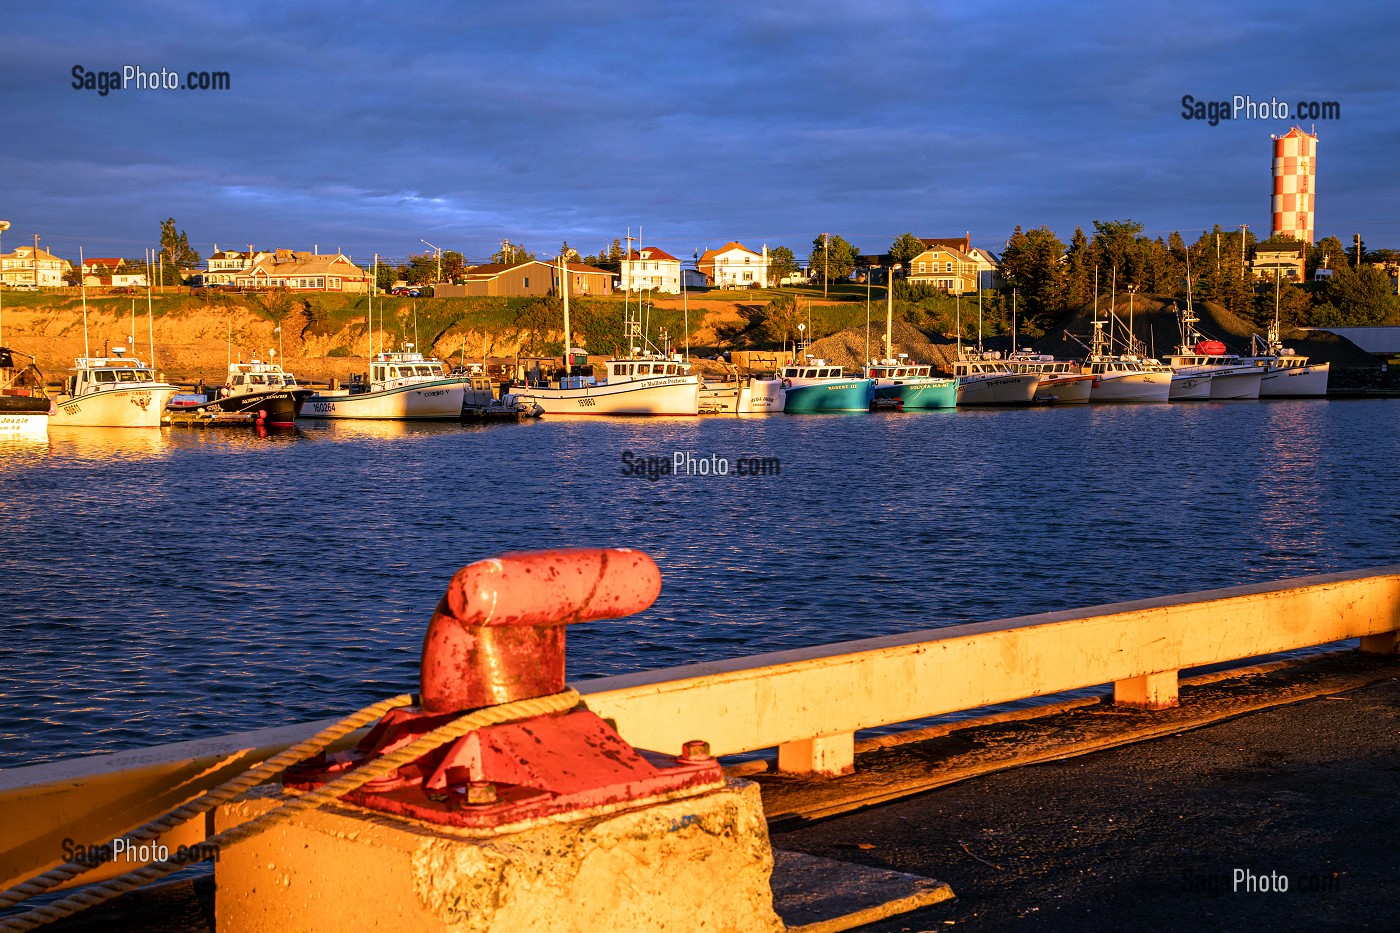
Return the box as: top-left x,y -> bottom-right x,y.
2,400 -> 1399,770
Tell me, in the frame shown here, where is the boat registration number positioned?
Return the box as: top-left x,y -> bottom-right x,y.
312,402 -> 336,413
578,397 -> 596,407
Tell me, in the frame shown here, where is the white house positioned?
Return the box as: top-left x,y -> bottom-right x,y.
697,242 -> 770,289
620,246 -> 682,294
203,246 -> 270,287
1,246 -> 69,288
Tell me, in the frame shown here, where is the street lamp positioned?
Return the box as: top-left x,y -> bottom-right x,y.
420,239 -> 443,283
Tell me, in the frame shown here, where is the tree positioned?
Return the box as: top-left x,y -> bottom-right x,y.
1090,219 -> 1145,285
1347,235 -> 1366,268
807,233 -> 859,284
375,262 -> 396,291
490,241 -> 535,266
762,293 -> 807,346
441,250 -> 465,282
998,225 -> 1068,323
1309,236 -> 1347,278
404,253 -> 439,285
158,218 -> 202,270
1064,226 -> 1092,308
1313,264 -> 1399,325
768,246 -> 797,286
888,232 -> 925,268
1253,278 -> 1312,328
559,241 -> 580,261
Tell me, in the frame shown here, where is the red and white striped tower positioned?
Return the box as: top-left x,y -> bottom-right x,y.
1271,127 -> 1317,244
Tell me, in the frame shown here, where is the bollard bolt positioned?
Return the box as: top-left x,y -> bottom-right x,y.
680,740 -> 711,762
466,782 -> 498,805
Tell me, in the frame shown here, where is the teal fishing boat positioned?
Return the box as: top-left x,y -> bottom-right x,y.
779,358 -> 874,413
866,358 -> 956,409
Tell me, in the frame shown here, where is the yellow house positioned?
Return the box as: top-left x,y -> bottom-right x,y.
906,245 -> 979,293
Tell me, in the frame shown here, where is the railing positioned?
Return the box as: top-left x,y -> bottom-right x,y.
2,566 -> 1397,892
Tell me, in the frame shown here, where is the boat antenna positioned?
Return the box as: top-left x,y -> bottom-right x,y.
374,253 -> 382,355
955,291 -> 963,358
367,256 -> 374,359
885,263 -> 895,362
681,255 -> 689,361
1011,285 -> 1017,351
976,280 -> 984,355
80,246 -> 90,358
864,270 -> 871,365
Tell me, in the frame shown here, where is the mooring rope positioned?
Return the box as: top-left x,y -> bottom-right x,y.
0,689 -> 582,932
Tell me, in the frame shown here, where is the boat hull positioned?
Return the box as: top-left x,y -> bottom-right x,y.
1088,372 -> 1172,403
169,389 -> 312,426
1031,376 -> 1093,404
1169,374 -> 1212,400
783,379 -> 874,413
520,376 -> 700,416
51,385 -> 180,427
956,373 -> 1038,406
1259,363 -> 1329,397
874,377 -> 957,409
301,380 -> 468,420
1208,369 -> 1264,400
701,379 -> 785,414
0,396 -> 51,438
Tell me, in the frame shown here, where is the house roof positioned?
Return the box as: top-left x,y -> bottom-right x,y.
918,236 -> 972,253
247,252 -> 366,278
464,260 -> 613,279
624,247 -> 681,263
83,257 -> 123,268
699,242 -> 761,263
913,244 -> 977,264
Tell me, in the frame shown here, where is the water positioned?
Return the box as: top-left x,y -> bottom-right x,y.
2,401 -> 1398,770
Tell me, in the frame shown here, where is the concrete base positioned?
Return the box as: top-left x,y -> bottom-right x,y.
215,778 -> 783,933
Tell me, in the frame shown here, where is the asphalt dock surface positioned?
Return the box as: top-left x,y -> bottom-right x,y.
772,675 -> 1400,931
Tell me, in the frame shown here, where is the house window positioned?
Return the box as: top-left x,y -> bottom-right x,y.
524,277 -> 529,288
945,262 -> 953,273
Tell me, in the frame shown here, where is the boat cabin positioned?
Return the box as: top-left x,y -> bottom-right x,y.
781,360 -> 845,380
866,363 -> 932,379
606,359 -> 687,380
225,360 -> 299,395
369,351 -> 447,390
66,352 -> 159,397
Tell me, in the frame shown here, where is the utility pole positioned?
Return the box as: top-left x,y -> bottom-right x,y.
823,233 -> 829,298
1355,233 -> 1363,268
32,234 -> 40,289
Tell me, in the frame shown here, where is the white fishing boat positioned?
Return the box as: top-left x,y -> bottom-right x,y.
515,257 -> 700,416
953,352 -> 1040,406
1161,304 -> 1263,401
0,347 -> 53,438
301,349 -> 469,420
1004,351 -> 1093,404
50,349 -> 180,427
700,373 -> 786,414
1071,271 -> 1172,404
1240,276 -> 1330,397
951,291 -> 1038,406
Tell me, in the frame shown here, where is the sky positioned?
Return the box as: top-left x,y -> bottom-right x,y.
2,1 -> 1398,267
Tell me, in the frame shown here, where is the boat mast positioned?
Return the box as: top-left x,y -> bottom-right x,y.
955,291 -> 963,358
885,264 -> 894,362
80,246 -> 90,358
559,253 -> 572,375
145,248 -> 156,367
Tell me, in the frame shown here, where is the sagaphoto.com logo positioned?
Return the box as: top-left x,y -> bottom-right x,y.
1181,94 -> 1339,126
71,65 -> 231,96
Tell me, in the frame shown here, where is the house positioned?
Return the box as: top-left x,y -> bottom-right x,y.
81,257 -> 122,278
697,242 -> 769,288
234,249 -> 370,293
203,247 -> 271,287
620,247 -> 682,294
682,268 -> 708,290
967,246 -> 1001,289
906,244 -> 980,293
0,246 -> 70,288
1252,244 -> 1306,282
441,260 -> 613,298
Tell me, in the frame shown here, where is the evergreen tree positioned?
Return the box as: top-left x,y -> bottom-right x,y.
807,233 -> 860,284
998,225 -> 1068,323
1064,227 -> 1092,309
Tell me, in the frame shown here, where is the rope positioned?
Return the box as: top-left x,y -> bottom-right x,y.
0,689 -> 581,932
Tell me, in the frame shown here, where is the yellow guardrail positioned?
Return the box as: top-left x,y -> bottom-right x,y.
3,566 -> 1398,893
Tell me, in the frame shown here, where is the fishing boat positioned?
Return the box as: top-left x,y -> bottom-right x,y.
166,359 -> 312,427
950,288 -> 1038,406
861,277 -> 955,409
1004,351 -> 1093,404
301,348 -> 470,420
1239,276 -> 1329,397
50,349 -> 181,427
515,259 -> 700,416
778,342 -> 874,413
0,347 -> 53,437
1161,304 -> 1263,400
699,373 -> 786,414
866,357 -> 957,409
1078,315 -> 1173,403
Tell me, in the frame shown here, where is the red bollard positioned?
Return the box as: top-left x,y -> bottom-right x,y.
286,548 -> 722,830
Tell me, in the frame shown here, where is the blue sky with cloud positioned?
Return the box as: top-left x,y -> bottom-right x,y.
2,0 -> 1397,264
